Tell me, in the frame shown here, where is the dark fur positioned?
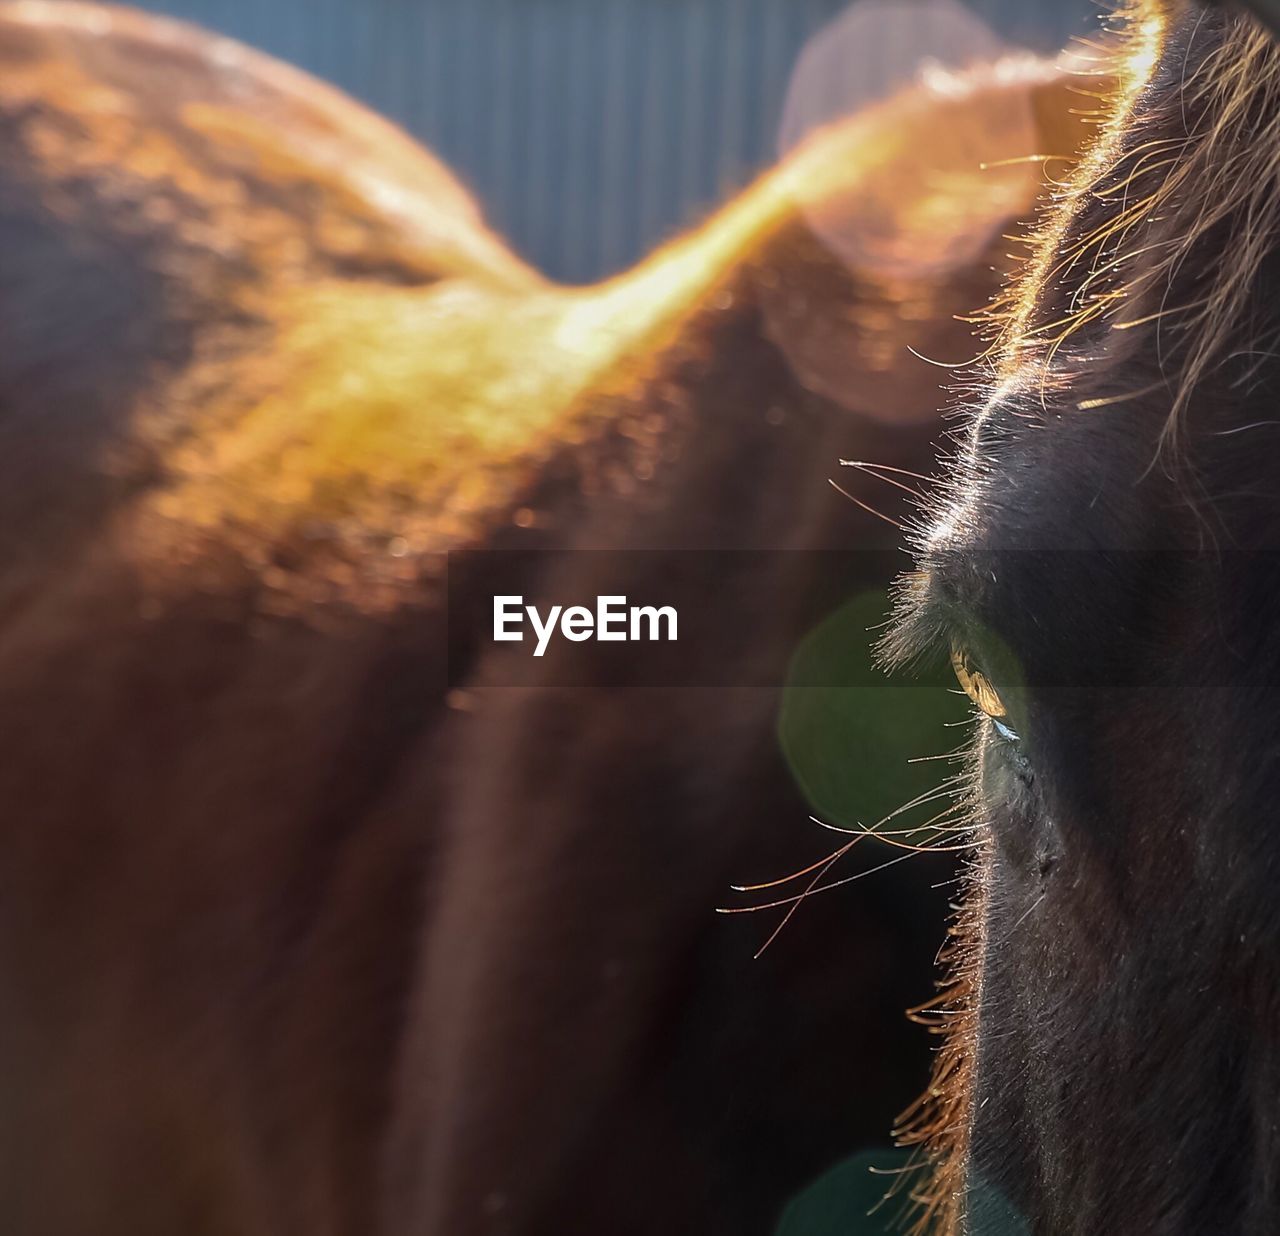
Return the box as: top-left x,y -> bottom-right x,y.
895,5 -> 1280,1231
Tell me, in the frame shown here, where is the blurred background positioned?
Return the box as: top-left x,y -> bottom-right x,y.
124,0 -> 1094,281
0,4 -> 1102,1234
100,0 -> 1091,1229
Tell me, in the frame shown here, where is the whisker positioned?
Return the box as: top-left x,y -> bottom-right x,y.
834,798 -> 976,853
720,849 -> 927,915
860,773 -> 969,823
735,842 -> 851,958
730,838 -> 858,892
1215,419 -> 1280,436
809,812 -> 971,846
827,478 -> 906,530
837,461 -> 924,501
1006,889 -> 1048,935
807,790 -> 961,838
837,460 -> 932,483
905,344 -> 981,370
725,759 -> 975,954
906,744 -> 970,765
735,799 -> 970,893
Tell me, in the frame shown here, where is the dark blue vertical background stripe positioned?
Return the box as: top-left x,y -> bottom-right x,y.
102,0 -> 1097,281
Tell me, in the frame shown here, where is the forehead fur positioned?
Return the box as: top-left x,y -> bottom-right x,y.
991,1 -> 1280,447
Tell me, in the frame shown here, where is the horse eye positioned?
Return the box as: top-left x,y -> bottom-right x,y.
951,644 -> 1008,719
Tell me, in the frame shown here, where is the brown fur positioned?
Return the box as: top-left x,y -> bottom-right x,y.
0,5 -> 1113,1232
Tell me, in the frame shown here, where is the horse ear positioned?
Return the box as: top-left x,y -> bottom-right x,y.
753,55 -> 1122,423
